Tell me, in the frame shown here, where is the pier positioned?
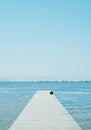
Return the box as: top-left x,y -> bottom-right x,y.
9,90 -> 82,130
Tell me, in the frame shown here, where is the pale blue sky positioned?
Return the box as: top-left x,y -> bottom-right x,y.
0,0 -> 91,81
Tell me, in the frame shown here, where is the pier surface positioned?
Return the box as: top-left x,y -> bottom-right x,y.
9,90 -> 82,130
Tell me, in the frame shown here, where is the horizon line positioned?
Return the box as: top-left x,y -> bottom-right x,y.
0,80 -> 91,82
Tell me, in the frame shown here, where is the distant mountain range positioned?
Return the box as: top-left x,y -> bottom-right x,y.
0,79 -> 10,82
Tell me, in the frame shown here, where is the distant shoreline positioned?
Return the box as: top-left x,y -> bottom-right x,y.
0,81 -> 91,83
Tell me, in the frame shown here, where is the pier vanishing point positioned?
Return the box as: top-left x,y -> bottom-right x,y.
9,90 -> 82,130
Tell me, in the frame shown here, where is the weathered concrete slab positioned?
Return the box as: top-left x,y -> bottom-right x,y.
9,90 -> 82,130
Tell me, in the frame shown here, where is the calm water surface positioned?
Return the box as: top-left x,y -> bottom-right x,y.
0,82 -> 91,130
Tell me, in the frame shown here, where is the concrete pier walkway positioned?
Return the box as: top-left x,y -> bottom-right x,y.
9,90 -> 82,130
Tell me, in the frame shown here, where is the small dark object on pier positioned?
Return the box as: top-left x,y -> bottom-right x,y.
50,91 -> 53,95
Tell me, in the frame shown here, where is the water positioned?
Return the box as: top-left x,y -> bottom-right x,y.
0,82 -> 91,130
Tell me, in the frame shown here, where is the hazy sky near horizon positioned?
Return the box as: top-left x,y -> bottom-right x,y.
0,0 -> 91,81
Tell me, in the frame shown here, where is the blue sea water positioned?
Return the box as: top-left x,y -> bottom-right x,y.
0,82 -> 91,130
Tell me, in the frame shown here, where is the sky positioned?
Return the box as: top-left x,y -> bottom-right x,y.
0,0 -> 91,81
